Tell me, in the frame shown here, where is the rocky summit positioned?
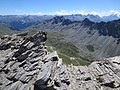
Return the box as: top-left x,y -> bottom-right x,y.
0,31 -> 120,90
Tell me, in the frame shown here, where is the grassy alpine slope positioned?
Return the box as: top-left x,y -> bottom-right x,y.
0,24 -> 19,36
0,24 -> 91,66
45,31 -> 91,66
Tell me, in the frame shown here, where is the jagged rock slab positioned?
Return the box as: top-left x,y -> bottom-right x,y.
0,32 -> 120,90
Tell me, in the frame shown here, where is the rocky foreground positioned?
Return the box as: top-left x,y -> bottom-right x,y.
0,31 -> 120,90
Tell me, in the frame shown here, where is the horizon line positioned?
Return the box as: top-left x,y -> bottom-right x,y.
0,10 -> 120,17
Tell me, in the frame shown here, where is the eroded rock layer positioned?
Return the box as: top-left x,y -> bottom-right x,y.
0,32 -> 120,90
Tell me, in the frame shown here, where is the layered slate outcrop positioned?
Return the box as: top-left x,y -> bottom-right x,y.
0,32 -> 120,90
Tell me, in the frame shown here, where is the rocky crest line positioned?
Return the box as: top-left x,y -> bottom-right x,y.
0,31 -> 120,90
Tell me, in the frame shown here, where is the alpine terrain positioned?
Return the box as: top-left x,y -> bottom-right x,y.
26,16 -> 120,61
0,31 -> 120,90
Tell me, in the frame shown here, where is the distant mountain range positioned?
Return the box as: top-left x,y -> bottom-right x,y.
64,14 -> 120,22
0,14 -> 119,30
0,15 -> 54,30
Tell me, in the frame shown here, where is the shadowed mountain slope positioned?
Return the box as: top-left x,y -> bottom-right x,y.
26,16 -> 120,60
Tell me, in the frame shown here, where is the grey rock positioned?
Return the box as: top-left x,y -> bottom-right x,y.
17,32 -> 28,37
8,81 -> 23,90
0,32 -> 120,90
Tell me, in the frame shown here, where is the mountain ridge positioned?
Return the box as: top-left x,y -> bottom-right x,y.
0,14 -> 119,30
0,32 -> 120,90
26,16 -> 120,60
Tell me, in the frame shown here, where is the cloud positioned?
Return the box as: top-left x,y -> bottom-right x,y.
1,10 -> 120,16
48,10 -> 87,15
15,10 -> 18,12
27,10 -> 120,17
109,10 -> 120,16
25,12 -> 45,15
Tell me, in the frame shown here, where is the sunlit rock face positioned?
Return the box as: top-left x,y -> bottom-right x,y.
0,32 -> 120,90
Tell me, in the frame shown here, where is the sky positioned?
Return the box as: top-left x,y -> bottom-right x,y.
0,0 -> 120,16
